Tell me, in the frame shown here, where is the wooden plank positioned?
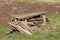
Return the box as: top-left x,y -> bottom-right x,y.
22,20 -> 34,34
8,22 -> 33,35
11,12 -> 45,19
42,14 -> 46,25
17,21 -> 33,34
28,18 -> 43,21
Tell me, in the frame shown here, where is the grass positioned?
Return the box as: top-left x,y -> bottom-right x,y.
0,0 -> 60,40
0,26 -> 11,35
49,13 -> 60,25
0,13 -> 60,40
0,0 -> 60,3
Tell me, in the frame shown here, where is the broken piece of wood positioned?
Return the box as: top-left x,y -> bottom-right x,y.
8,21 -> 33,35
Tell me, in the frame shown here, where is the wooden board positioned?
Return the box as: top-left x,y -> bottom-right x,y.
11,12 -> 45,19
8,21 -> 33,35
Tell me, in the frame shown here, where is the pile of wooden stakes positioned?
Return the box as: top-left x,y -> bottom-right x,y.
8,12 -> 50,35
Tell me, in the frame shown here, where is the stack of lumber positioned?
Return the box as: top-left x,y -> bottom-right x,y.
8,12 -> 47,35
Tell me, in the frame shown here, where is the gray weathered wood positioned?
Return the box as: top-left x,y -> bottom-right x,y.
8,21 -> 33,35
21,20 -> 34,34
11,12 -> 45,19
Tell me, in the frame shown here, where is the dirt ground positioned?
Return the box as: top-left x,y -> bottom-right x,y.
0,1 -> 60,26
0,34 -> 4,40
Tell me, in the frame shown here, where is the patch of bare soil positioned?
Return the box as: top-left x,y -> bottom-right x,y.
0,1 -> 60,26
0,34 -> 4,40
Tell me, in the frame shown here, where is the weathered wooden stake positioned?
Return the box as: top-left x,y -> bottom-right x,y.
24,19 -> 34,34
25,19 -> 28,25
42,14 -> 46,25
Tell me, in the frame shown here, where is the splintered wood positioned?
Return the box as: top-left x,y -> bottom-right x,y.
8,12 -> 47,35
8,21 -> 33,35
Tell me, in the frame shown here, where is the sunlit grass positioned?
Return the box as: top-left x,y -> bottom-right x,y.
0,0 -> 60,3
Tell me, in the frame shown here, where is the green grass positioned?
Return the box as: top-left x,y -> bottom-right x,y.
0,13 -> 60,40
49,13 -> 60,25
0,26 -> 11,35
0,0 -> 60,40
0,0 -> 60,3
